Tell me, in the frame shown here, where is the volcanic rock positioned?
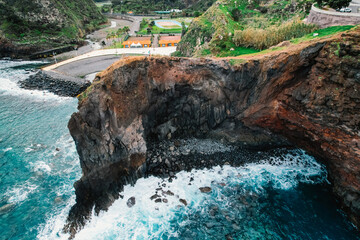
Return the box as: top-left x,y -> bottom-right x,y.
199,187 -> 212,193
126,197 -> 136,208
65,27 -> 360,234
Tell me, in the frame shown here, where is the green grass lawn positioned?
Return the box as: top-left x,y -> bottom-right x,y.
137,25 -> 182,34
291,25 -> 355,44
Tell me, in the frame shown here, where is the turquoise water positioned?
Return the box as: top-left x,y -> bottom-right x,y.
0,60 -> 80,240
0,60 -> 359,240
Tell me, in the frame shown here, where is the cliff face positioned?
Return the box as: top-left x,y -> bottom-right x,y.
0,0 -> 105,58
67,27 -> 360,234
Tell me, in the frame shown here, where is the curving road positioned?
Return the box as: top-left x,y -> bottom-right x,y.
42,47 -> 177,78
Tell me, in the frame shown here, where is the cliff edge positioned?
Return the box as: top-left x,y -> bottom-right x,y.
66,27 -> 360,235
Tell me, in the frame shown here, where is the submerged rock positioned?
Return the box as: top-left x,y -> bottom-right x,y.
0,203 -> 15,214
54,196 -> 63,203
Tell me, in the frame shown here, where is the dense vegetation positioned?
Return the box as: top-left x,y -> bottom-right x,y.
316,0 -> 351,8
109,0 -> 216,14
0,0 -> 106,49
234,19 -> 317,50
175,0 -> 319,57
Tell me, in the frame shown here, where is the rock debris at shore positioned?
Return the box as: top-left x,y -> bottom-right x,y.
20,70 -> 90,97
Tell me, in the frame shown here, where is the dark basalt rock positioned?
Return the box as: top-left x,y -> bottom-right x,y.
150,194 -> 160,200
20,71 -> 90,97
179,199 -> 188,206
199,187 -> 212,193
65,27 -> 360,236
126,197 -> 136,208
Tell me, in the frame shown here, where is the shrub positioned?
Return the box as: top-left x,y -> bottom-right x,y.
194,11 -> 201,17
231,8 -> 241,21
234,19 -> 317,50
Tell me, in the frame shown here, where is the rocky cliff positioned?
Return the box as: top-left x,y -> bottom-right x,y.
0,0 -> 105,58
66,27 -> 360,234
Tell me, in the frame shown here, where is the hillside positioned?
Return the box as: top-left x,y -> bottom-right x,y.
0,0 -> 106,58
176,0 -> 315,57
110,0 -> 216,14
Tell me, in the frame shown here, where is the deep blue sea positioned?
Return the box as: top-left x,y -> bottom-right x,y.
0,60 -> 359,240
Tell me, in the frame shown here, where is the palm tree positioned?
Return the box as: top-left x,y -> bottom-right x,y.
123,26 -> 130,33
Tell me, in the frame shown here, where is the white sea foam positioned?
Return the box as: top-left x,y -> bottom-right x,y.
37,135 -> 81,240
0,77 -> 71,102
38,150 -> 327,240
6,182 -> 39,204
37,196 -> 76,240
2,147 -> 12,152
0,60 -> 47,70
24,143 -> 47,153
30,161 -> 52,174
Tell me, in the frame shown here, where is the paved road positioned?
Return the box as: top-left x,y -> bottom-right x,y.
350,1 -> 360,13
43,47 -> 177,72
153,34 -> 159,47
54,55 -> 122,77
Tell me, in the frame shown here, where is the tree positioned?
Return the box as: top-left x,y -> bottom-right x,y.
181,21 -> 187,37
194,11 -> 200,17
140,18 -> 147,29
327,0 -> 351,8
316,0 -> 323,7
316,0 -> 351,8
123,26 -> 130,33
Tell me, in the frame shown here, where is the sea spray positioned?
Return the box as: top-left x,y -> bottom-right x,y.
44,149 -> 354,240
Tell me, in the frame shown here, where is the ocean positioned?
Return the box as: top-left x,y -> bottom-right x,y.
0,60 -> 359,240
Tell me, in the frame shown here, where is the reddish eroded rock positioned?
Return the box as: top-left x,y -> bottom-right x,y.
66,27 -> 360,234
242,29 -> 360,228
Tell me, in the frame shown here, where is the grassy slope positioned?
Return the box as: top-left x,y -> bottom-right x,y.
290,25 -> 355,44
0,0 -> 106,48
176,0 -> 314,57
226,25 -> 356,66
